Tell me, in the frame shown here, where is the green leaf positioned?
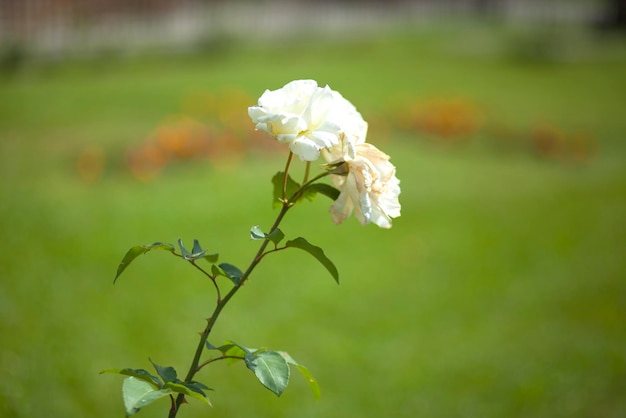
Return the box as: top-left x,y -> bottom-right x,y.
100,368 -> 162,388
218,263 -> 243,286
210,264 -> 222,278
228,341 -> 255,356
296,364 -> 320,399
122,377 -> 171,416
114,242 -> 176,283
206,341 -> 236,355
185,381 -> 212,394
271,171 -> 301,208
149,359 -> 177,384
303,183 -> 340,201
178,238 -> 191,258
205,341 -> 219,351
250,226 -> 285,246
192,239 -> 203,254
278,352 -> 321,399
164,382 -> 211,406
178,239 -> 217,262
268,229 -> 285,245
245,351 -> 290,396
205,340 -> 250,364
285,237 -> 339,284
206,341 -> 234,354
250,225 -> 266,240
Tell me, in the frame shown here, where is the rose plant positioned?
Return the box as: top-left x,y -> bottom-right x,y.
103,79 -> 401,417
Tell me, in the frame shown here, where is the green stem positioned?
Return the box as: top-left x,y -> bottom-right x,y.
168,155 -> 297,418
282,152 -> 293,202
303,161 -> 311,184
197,355 -> 246,371
288,171 -> 332,203
190,261 -> 220,302
169,204 -> 290,417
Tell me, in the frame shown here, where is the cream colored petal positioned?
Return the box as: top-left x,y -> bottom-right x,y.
329,187 -> 353,225
329,142 -> 401,228
266,114 -> 306,137
247,106 -> 268,123
307,129 -> 339,149
290,137 -> 322,161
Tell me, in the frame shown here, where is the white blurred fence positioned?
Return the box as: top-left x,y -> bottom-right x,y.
0,0 -> 609,57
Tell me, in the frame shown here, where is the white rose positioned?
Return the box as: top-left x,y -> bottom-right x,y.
325,141 -> 401,229
248,80 -> 365,161
330,90 -> 369,146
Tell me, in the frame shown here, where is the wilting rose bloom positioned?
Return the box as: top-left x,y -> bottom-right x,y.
324,138 -> 401,229
248,80 -> 366,161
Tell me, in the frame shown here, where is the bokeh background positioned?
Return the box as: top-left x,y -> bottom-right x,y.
1,1 -> 625,417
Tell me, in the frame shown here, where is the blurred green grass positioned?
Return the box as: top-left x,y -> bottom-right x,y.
1,23 -> 625,418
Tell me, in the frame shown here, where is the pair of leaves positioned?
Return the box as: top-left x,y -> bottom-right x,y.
115,239 -> 247,287
271,171 -> 340,208
101,360 -> 211,416
114,232 -> 339,286
206,341 -> 320,398
120,377 -> 210,417
250,227 -> 339,284
250,225 -> 285,245
114,239 -> 218,283
178,239 -> 218,263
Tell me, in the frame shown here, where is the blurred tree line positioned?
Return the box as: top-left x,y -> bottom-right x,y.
1,0 -> 623,76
